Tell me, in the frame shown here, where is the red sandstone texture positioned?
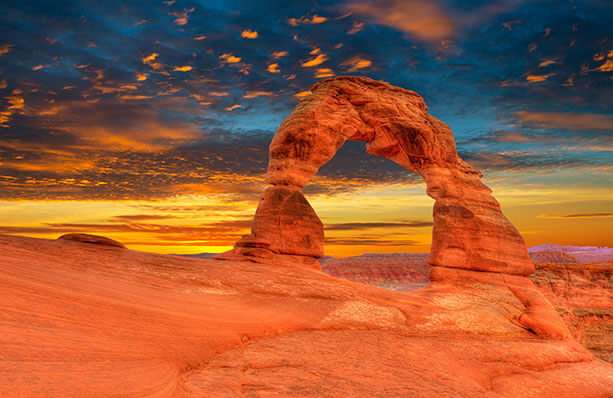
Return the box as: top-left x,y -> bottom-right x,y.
321,251 -> 613,362
221,76 -> 533,276
530,260 -> 613,362
1,233 -> 612,396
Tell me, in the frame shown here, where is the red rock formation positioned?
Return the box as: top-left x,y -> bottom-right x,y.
321,252 -> 612,361
222,76 -> 533,276
251,186 -> 324,257
2,234 -> 611,396
530,260 -> 613,362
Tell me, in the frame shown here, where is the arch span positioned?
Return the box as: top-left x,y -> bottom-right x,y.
223,76 -> 533,276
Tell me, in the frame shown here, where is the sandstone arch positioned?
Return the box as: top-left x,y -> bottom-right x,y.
223,76 -> 534,276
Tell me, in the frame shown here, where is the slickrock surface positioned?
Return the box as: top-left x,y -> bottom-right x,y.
224,76 -> 533,276
530,260 -> 613,362
1,233 -> 612,397
320,252 -> 612,362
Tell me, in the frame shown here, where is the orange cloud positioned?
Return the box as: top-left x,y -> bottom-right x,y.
142,53 -> 164,71
170,7 -> 194,25
0,111 -> 11,127
173,65 -> 192,72
0,43 -> 13,56
32,65 -> 45,71
142,53 -> 158,63
515,111 -> 613,131
267,63 -> 280,73
193,35 -> 207,40
209,91 -> 229,97
295,90 -> 311,98
7,90 -> 25,110
271,51 -> 288,59
347,0 -> 454,43
525,73 -> 554,82
243,91 -> 273,98
538,59 -> 559,67
594,50 -> 613,72
538,213 -> 613,219
136,73 -> 148,81
342,57 -> 372,72
301,53 -> 328,67
241,30 -> 258,39
287,14 -> 328,26
348,21 -> 364,35
219,53 -> 241,63
225,104 -> 241,111
0,90 -> 25,126
119,95 -> 153,100
315,68 -> 334,78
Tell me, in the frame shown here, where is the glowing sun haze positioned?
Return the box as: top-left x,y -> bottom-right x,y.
0,0 -> 611,256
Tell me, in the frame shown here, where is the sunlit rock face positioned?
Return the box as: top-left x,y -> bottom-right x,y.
225,76 -> 533,276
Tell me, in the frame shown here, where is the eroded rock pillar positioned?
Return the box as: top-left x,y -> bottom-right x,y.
251,186 -> 324,258
423,166 -> 534,276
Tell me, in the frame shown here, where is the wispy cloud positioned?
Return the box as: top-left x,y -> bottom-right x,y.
325,221 -> 432,231
538,213 -> 613,219
346,0 -> 454,43
515,111 -> 613,131
287,14 -> 328,26
0,43 -> 14,55
301,53 -> 328,67
341,57 -> 372,72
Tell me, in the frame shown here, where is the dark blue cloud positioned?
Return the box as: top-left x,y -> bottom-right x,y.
0,0 -> 611,200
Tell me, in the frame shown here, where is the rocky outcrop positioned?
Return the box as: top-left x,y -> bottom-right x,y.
219,76 -> 533,276
320,251 -> 612,361
58,233 -> 125,248
530,260 -> 613,361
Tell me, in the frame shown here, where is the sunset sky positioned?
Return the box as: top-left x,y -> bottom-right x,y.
0,0 -> 612,257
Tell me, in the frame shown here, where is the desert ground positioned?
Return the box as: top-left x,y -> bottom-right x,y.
0,233 -> 612,396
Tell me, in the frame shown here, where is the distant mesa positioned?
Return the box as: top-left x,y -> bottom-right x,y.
57,233 -> 125,248
216,76 -> 534,276
529,244 -> 613,264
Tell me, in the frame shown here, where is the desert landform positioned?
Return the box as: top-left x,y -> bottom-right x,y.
1,77 -> 611,396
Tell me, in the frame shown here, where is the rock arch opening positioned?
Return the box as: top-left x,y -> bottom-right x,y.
217,76 -> 533,276
305,140 -> 433,258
